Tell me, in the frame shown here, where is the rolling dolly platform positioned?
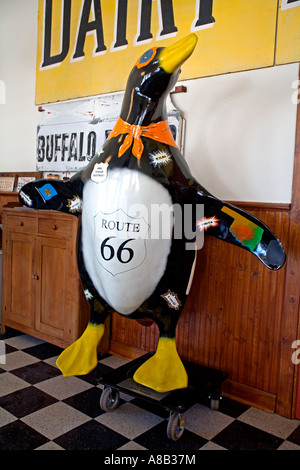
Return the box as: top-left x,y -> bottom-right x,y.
98,353 -> 228,441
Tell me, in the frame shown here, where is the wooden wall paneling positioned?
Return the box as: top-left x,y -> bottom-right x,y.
247,211 -> 277,392
228,210 -> 286,409
178,207 -> 289,409
265,211 -> 289,394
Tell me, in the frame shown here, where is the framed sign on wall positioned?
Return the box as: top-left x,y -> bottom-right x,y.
36,94 -> 184,171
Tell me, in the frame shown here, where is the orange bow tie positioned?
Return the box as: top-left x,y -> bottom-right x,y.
107,117 -> 177,159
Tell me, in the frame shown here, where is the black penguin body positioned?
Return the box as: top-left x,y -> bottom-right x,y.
19,34 -> 285,392
68,36 -> 203,337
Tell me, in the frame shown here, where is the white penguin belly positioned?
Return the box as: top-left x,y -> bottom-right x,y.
82,167 -> 173,315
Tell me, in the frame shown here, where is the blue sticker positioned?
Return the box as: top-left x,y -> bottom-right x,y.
36,183 -> 58,201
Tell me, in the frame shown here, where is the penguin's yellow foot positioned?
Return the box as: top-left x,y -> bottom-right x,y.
56,323 -> 105,377
133,337 -> 188,393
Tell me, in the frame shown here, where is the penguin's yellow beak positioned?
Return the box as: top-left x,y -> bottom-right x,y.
159,33 -> 198,74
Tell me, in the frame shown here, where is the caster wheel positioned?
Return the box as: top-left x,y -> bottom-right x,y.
209,390 -> 221,410
210,398 -> 220,410
167,412 -> 185,441
100,387 -> 120,412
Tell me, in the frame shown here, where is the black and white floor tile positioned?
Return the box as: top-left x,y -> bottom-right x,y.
1,328 -> 300,453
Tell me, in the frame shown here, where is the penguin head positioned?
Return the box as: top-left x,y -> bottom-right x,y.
121,34 -> 198,122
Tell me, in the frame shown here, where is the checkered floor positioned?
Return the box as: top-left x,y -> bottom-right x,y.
1,328 -> 300,452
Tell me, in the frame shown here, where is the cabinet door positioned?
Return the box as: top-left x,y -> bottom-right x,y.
34,236 -> 75,341
4,232 -> 36,328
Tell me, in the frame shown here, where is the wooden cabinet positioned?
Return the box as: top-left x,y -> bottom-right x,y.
0,192 -> 19,222
5,230 -> 35,329
0,172 -> 43,250
0,206 -> 95,349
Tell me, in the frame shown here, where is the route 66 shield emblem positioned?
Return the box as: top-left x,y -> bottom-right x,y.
94,208 -> 150,276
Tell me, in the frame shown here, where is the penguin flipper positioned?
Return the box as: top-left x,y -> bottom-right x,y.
18,178 -> 82,215
133,337 -> 188,393
56,323 -> 105,377
197,193 -> 286,270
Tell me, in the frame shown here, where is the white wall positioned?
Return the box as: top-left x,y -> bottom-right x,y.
173,63 -> 299,203
0,0 -> 298,203
0,0 -> 40,172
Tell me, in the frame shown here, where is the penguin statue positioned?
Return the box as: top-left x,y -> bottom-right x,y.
19,34 -> 285,393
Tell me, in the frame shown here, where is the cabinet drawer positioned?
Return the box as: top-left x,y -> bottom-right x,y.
38,218 -> 74,238
6,215 -> 37,233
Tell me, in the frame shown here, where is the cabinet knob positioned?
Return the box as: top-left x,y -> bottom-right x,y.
52,224 -> 57,230
32,274 -> 39,281
19,221 -> 24,226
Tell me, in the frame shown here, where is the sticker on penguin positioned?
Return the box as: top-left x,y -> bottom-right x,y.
19,34 -> 286,394
94,208 -> 150,276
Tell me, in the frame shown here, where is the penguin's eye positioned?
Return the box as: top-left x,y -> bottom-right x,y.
136,48 -> 157,69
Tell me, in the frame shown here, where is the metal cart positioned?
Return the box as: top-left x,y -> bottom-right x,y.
98,353 -> 227,441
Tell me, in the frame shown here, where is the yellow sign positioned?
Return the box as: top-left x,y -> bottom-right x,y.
276,0 -> 300,65
36,0 -> 300,104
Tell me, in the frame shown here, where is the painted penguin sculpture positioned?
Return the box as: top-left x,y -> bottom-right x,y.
19,34 -> 285,393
